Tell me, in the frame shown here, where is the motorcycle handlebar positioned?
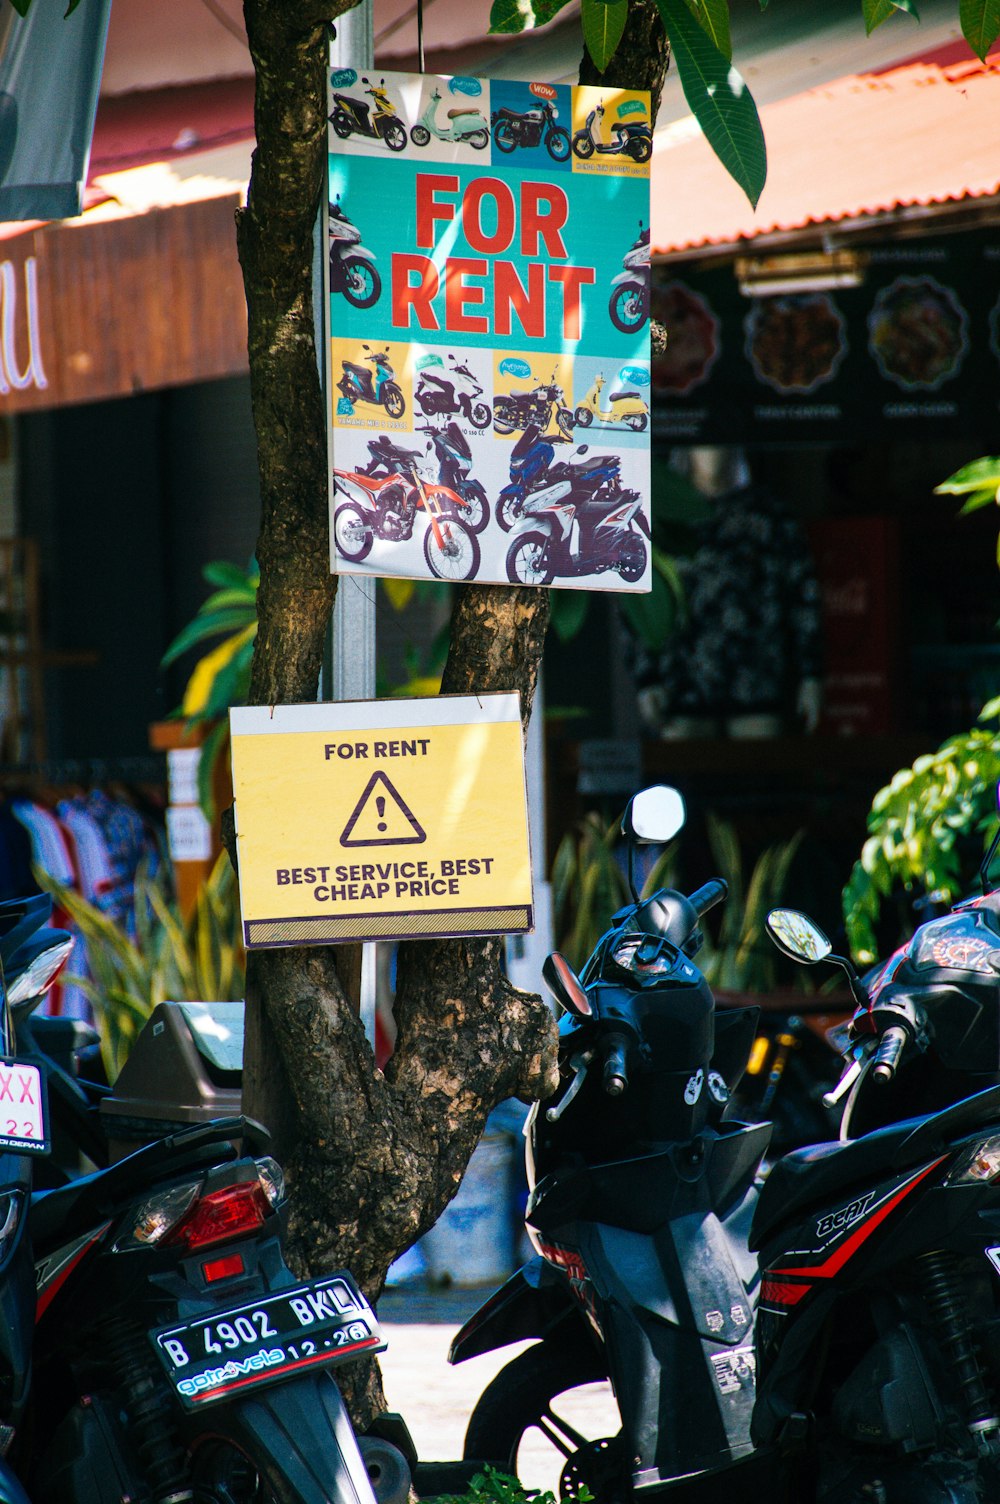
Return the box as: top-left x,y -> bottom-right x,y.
602,1033 -> 630,1098
871,1026 -> 908,1085
687,879 -> 728,919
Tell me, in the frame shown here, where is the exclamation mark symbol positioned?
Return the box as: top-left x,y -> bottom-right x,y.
376,795 -> 387,832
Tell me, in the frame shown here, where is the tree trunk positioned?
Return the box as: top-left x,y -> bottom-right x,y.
237,0 -> 668,1430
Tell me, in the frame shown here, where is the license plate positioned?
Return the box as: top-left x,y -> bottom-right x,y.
0,1057 -> 49,1155
151,1271 -> 385,1408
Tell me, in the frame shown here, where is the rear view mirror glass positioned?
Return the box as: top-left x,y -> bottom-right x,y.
766,908 -> 833,964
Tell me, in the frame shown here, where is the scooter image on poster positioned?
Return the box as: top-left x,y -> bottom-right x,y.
575,372 -> 648,432
572,98 -> 652,162
609,221 -> 650,334
410,86 -> 489,150
329,77 -> 407,152
328,199 -> 381,309
415,353 -> 491,429
337,345 -> 405,419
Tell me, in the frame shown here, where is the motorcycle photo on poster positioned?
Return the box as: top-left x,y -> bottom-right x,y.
325,62 -> 652,591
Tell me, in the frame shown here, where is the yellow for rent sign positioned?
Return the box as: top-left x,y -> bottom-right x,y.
229,694 -> 532,948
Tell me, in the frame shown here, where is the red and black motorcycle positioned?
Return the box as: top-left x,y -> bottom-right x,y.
333,435 -> 481,580
0,892 -> 407,1504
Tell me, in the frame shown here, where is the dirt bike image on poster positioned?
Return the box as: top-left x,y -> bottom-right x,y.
325,60 -> 651,592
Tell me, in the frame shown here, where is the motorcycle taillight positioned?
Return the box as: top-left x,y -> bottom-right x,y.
164,1181 -> 272,1251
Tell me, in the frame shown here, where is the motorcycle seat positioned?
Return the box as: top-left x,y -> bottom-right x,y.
571,454 -> 617,472
609,389 -> 642,402
342,362 -> 368,379
447,107 -> 478,119
749,1082 -> 1000,1251
495,107 -> 521,120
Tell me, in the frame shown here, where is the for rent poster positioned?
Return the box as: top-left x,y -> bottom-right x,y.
325,65 -> 651,591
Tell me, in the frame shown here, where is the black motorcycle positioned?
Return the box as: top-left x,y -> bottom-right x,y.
494,372 -> 573,439
329,199 -> 381,310
491,100 -> 569,161
418,423 -> 489,534
329,78 -> 406,152
0,892 -> 410,1504
453,783 -> 1000,1503
504,450 -> 646,585
414,354 -> 491,430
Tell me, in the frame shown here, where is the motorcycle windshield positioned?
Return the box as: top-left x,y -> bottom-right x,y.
444,423 -> 471,458
511,426 -> 542,459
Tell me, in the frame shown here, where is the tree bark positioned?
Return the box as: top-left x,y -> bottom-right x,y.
237,0 -> 669,1430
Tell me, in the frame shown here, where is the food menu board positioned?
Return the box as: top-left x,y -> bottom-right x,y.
652,231 -> 1000,444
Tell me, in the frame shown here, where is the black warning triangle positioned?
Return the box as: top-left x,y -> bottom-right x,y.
340,770 -> 426,847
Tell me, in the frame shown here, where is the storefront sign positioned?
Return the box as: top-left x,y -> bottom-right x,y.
326,65 -> 651,591
652,230 -> 1000,444
229,695 -> 532,947
0,197 -> 249,414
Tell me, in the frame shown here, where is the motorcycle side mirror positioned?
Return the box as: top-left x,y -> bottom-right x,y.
766,908 -> 871,1009
766,909 -> 832,964
979,783 -> 1000,894
362,76 -> 370,83
542,952 -> 592,1018
576,445 -> 588,454
621,785 -> 685,902
621,785 -> 685,845
362,343 -> 371,350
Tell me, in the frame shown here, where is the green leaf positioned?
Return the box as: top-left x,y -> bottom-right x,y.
7,0 -> 31,15
618,569 -> 677,652
581,0 -> 628,71
935,457 -> 1000,496
688,0 -> 732,59
960,0 -> 1000,58
656,0 -> 767,207
891,0 -> 919,16
203,558 -> 259,592
863,0 -> 897,32
489,0 -> 573,31
160,608 -> 258,668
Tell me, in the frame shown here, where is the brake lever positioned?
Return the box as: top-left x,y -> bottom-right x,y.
822,1051 -> 865,1109
546,1052 -> 591,1122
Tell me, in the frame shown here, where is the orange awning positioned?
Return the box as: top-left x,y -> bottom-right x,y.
651,41 -> 1000,257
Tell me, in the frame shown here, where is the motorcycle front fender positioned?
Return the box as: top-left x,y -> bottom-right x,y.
204,1372 -> 378,1504
610,268 -> 644,289
449,1257 -> 580,1364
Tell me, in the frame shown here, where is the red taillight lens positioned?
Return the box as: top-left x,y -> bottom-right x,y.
164,1182 -> 270,1251
202,1252 -> 246,1283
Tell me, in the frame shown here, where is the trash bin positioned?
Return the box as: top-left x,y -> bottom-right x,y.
420,1132 -> 515,1287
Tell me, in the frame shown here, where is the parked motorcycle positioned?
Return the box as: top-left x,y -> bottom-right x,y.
572,99 -> 652,163
454,783 -> 1000,1502
329,200 -> 381,310
329,78 -> 406,152
491,100 -> 569,161
334,438 -> 481,580
338,345 -> 405,420
504,453 -> 646,585
415,354 -> 491,430
410,87 -> 489,150
574,371 -> 648,432
494,371 -> 573,440
609,221 -> 650,334
418,423 -> 489,534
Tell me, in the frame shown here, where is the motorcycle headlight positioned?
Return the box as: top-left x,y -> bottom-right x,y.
551,106 -> 559,119
611,934 -> 675,978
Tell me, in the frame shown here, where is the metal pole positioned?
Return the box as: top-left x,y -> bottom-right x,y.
324,3 -> 378,1045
